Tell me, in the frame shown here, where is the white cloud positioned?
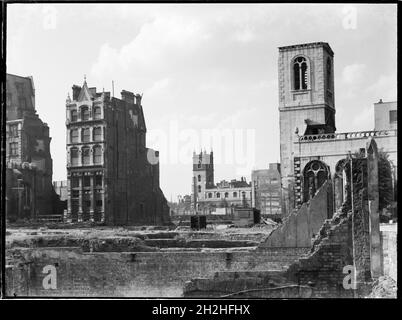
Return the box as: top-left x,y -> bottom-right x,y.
145,78 -> 171,96
341,63 -> 367,85
232,27 -> 257,43
351,105 -> 374,131
91,14 -> 210,78
365,73 -> 397,102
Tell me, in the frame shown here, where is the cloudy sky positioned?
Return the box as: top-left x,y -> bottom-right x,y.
7,4 -> 397,201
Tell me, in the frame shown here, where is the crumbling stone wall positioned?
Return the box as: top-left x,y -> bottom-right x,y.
184,154 -> 378,298
260,180 -> 333,248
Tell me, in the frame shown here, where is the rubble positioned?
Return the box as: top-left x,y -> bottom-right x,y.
368,276 -> 397,298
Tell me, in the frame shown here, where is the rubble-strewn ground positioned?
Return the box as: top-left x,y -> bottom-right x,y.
6,223 -> 276,254
368,276 -> 397,298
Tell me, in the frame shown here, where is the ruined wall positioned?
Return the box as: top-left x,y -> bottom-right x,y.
5,247 -> 307,297
260,180 -> 332,248
185,209 -> 372,298
380,223 -> 397,281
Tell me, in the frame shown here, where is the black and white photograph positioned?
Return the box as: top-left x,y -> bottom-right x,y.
0,1 -> 398,304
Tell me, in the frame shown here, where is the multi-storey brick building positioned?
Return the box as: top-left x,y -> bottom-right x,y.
251,163 -> 282,217
191,151 -> 252,214
277,42 -> 397,216
65,79 -> 170,225
5,73 -> 60,221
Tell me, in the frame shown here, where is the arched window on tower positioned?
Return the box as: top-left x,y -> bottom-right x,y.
293,57 -> 308,90
198,175 -> 201,182
198,185 -> 201,193
327,58 -> 332,91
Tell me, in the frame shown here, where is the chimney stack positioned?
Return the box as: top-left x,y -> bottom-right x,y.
72,85 -> 81,100
121,90 -> 135,104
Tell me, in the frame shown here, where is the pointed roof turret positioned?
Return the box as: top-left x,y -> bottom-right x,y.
77,75 -> 93,102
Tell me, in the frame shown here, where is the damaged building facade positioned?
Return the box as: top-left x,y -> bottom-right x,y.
65,79 -> 170,225
278,42 -> 397,216
191,151 -> 252,214
5,73 -> 61,221
251,163 -> 282,217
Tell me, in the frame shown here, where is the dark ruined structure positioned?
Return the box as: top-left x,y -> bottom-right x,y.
65,79 -> 170,225
5,74 -> 61,221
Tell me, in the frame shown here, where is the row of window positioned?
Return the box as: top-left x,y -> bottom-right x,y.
70,196 -> 103,209
70,175 -> 103,188
70,127 -> 103,143
201,189 -> 248,199
70,106 -> 102,122
70,146 -> 103,166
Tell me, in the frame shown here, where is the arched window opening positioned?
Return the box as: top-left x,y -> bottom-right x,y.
82,147 -> 90,165
216,192 -> 220,198
81,106 -> 90,121
198,175 -> 201,182
233,192 -> 237,198
93,106 -> 102,119
197,185 -> 201,193
224,192 -> 229,198
334,159 -> 347,211
81,128 -> 90,142
93,145 -> 102,164
70,148 -> 79,166
293,56 -> 308,90
70,129 -> 79,143
303,160 -> 329,202
327,58 -> 332,91
71,110 -> 78,122
208,192 -> 213,198
93,127 -> 102,141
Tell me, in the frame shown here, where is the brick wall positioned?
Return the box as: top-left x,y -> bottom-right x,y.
5,247 -> 307,297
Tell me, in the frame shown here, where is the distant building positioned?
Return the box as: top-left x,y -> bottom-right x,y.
251,163 -> 282,216
191,151 -> 252,215
5,73 -> 61,221
65,79 -> 170,225
53,180 -> 68,201
169,194 -> 192,216
374,100 -> 397,131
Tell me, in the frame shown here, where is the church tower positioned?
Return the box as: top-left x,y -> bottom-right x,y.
278,42 -> 335,215
191,151 -> 214,209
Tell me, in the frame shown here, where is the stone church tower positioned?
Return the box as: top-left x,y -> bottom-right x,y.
191,151 -> 214,208
278,42 -> 336,215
